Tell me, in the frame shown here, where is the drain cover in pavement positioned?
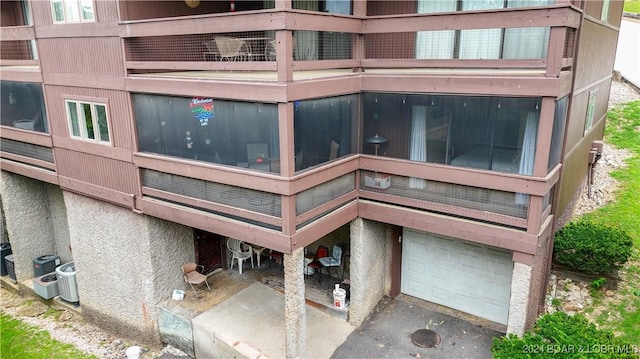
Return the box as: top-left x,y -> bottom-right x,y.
411,329 -> 441,348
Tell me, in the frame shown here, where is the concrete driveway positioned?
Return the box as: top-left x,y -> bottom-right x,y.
331,295 -> 504,359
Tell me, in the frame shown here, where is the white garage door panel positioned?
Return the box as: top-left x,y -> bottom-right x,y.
401,228 -> 513,325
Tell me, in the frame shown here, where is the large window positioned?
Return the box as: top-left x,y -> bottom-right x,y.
294,94 -> 358,171
51,0 -> 94,23
362,93 -> 541,176
0,81 -> 48,133
65,100 -> 110,143
134,94 -> 279,173
584,90 -> 598,135
415,0 -> 552,60
548,96 -> 568,171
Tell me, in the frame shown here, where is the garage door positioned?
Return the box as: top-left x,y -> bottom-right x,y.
401,228 -> 513,325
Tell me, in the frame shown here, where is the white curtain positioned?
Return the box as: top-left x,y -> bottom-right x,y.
409,106 -> 427,189
293,1 -> 318,60
503,0 -> 552,59
459,0 -> 503,59
516,111 -> 539,204
415,0 -> 456,59
503,26 -> 549,59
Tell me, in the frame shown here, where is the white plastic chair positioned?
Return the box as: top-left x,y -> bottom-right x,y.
227,238 -> 254,274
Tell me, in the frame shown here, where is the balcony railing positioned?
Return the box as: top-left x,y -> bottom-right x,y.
0,25 -> 38,66
121,6 -> 579,75
359,170 -> 529,228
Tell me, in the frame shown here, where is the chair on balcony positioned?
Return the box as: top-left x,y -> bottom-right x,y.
202,40 -> 220,61
266,39 -> 277,61
295,151 -> 304,171
308,140 -> 340,166
214,37 -> 250,61
265,37 -> 297,61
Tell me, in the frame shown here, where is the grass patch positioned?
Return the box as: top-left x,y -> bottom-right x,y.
624,0 -> 640,14
582,101 -> 640,243
579,100 -> 640,344
0,312 -> 97,359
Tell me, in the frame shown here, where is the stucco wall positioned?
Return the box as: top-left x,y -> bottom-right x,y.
348,218 -> 391,326
0,196 -> 8,242
63,191 -> 193,345
507,262 -> 532,335
0,172 -> 55,282
47,185 -> 72,264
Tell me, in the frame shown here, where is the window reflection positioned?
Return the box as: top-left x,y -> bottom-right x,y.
0,81 -> 48,133
362,93 -> 541,175
134,94 -> 279,173
293,94 -> 358,171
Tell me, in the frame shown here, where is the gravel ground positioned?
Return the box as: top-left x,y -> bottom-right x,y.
574,80 -> 639,217
1,81 -> 638,359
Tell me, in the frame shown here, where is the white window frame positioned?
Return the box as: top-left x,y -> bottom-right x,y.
51,0 -> 95,24
601,0 -> 610,22
65,99 -> 111,144
584,90 -> 598,135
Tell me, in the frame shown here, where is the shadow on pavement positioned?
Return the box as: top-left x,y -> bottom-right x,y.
331,295 -> 503,359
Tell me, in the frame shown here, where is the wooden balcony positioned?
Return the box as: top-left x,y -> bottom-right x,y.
121,6 -> 579,76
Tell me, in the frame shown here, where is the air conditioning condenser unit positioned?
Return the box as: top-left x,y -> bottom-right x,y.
33,272 -> 59,299
56,262 -> 79,304
5,254 -> 16,283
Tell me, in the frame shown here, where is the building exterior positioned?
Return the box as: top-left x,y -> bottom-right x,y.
0,0 -> 623,357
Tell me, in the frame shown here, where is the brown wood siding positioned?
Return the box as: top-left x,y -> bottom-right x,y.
0,127 -> 52,147
607,0 -> 624,27
44,85 -> 134,150
564,79 -> 611,152
1,1 -> 25,26
0,40 -> 31,60
55,148 -> 137,193
573,20 -> 618,90
527,221 -> 553,328
120,0 -> 229,21
359,200 -> 538,254
365,0 -> 415,58
367,0 -> 416,16
0,159 -> 59,185
556,118 -> 605,216
94,0 -> 120,23
360,156 -> 557,196
38,37 -> 125,77
365,33 -> 415,59
139,196 -> 291,252
30,0 -> 55,26
30,0 -> 118,25
584,0 -> 603,19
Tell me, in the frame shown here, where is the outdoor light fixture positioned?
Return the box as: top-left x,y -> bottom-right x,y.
367,133 -> 388,156
184,0 -> 200,8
